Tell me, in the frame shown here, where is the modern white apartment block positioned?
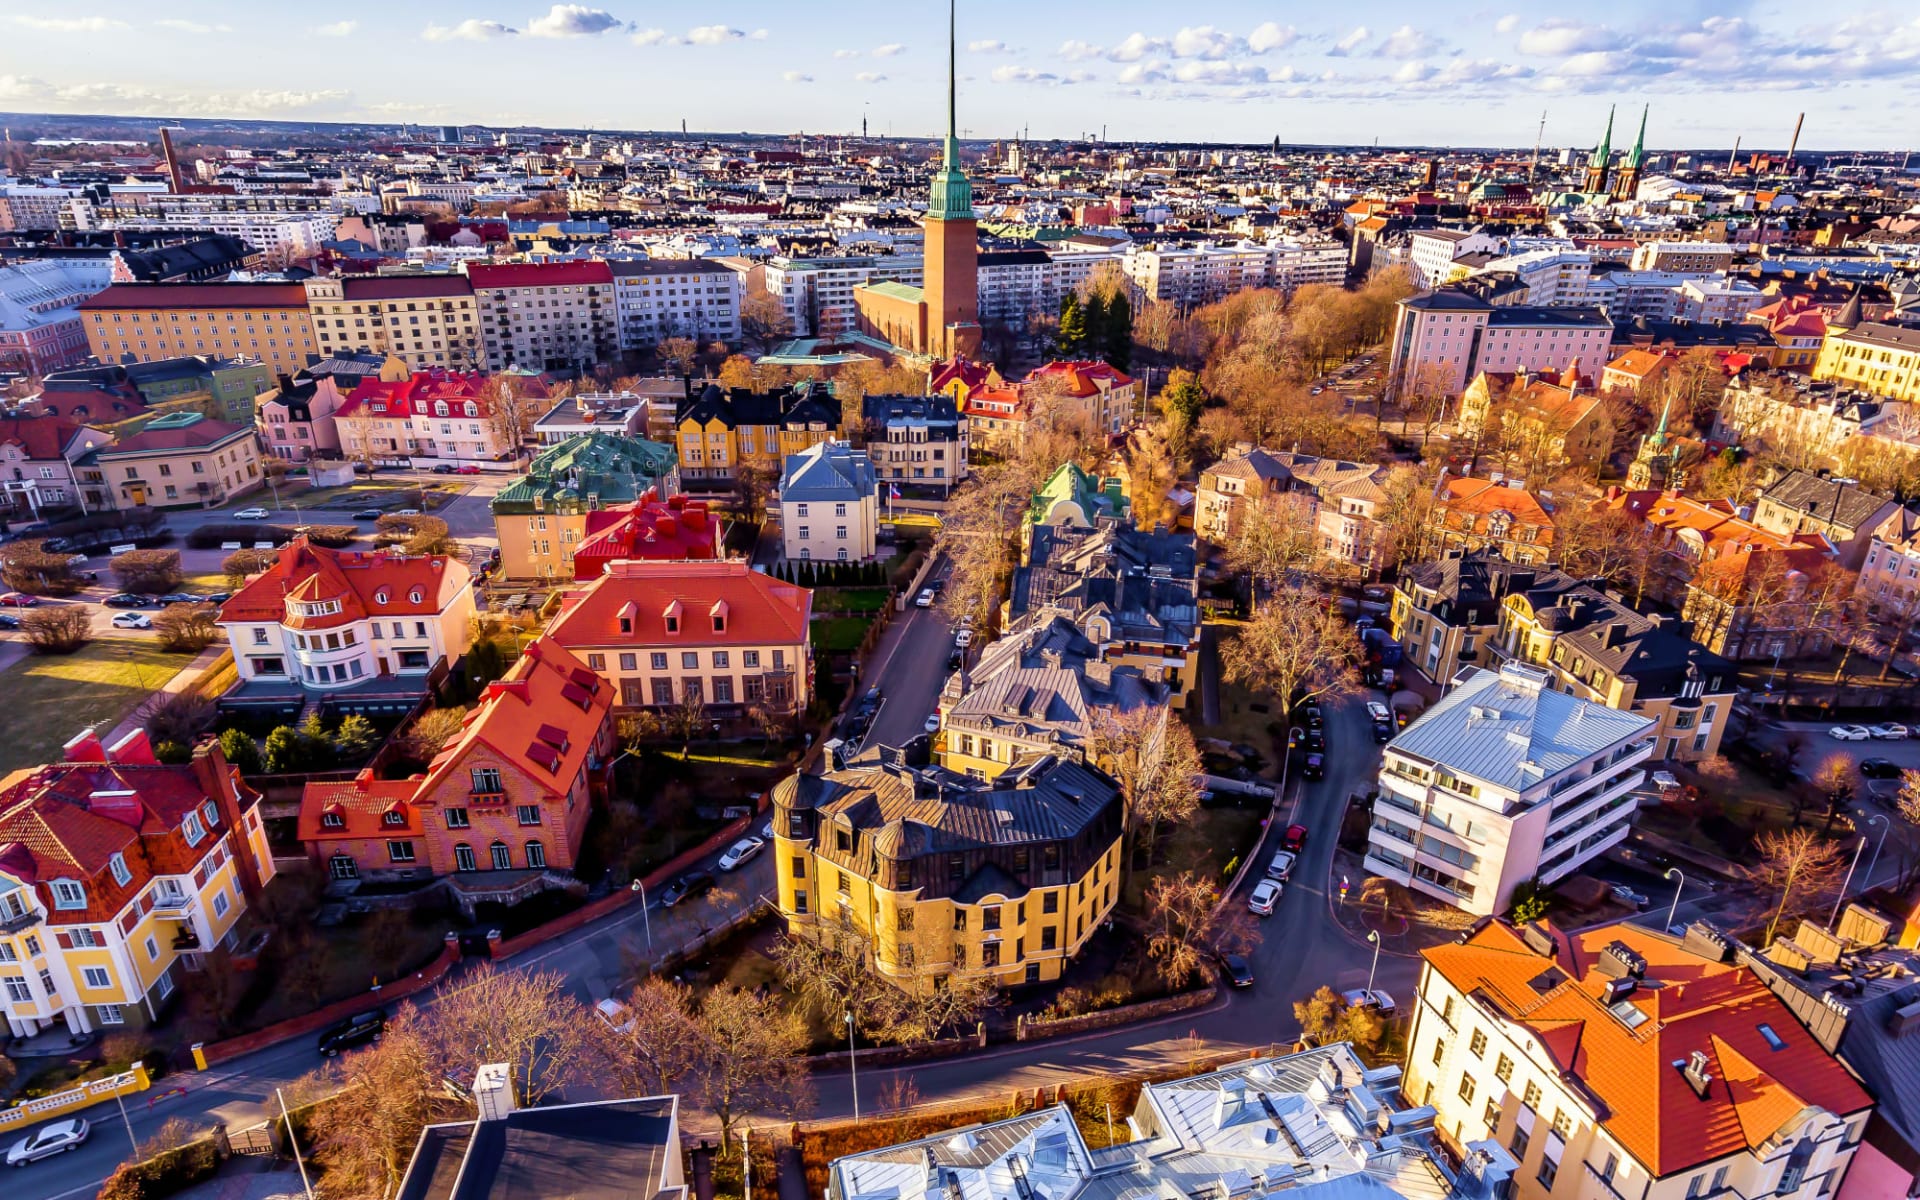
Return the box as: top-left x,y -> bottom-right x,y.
1629,240 -> 1737,272
1408,229 -> 1504,289
1475,249 -> 1596,307
609,259 -> 742,350
1367,662 -> 1655,915
761,255 -> 923,338
1121,239 -> 1346,307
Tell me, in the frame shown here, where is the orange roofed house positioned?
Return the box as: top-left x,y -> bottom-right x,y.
1427,476 -> 1559,565
544,560 -> 813,721
0,730 -> 275,1037
1404,917 -> 1873,1200
298,638 -> 613,893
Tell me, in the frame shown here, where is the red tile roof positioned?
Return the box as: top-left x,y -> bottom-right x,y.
76,282 -> 311,310
418,637 -> 611,800
1424,920 -> 1871,1177
217,536 -> 471,627
299,771 -> 420,843
546,560 -> 810,650
100,415 -> 252,454
0,415 -> 85,460
334,369 -> 489,421
571,492 -> 719,579
466,261 -> 612,289
1026,360 -> 1136,395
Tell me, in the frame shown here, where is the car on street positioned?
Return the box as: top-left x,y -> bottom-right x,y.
110,612 -> 152,629
0,613 -> 19,629
1341,989 -> 1396,1014
1305,730 -> 1326,753
915,588 -> 935,608
923,713 -> 942,734
1610,884 -> 1650,910
102,593 -> 151,608
1248,879 -> 1282,916
954,628 -> 973,648
1266,849 -> 1296,880
456,465 -> 482,474
1365,701 -> 1391,723
0,592 -> 37,607
594,998 -> 636,1035
352,509 -> 382,521
1860,758 -> 1904,780
394,508 -> 421,516
1371,719 -> 1393,744
6,1117 -> 90,1165
1871,723 -> 1911,740
1304,702 -> 1324,728
431,464 -> 457,474
1830,724 -> 1873,741
157,593 -> 206,605
659,871 -> 715,908
1302,753 -> 1325,780
318,1009 -> 385,1057
233,507 -> 270,519
1215,951 -> 1255,988
1282,823 -> 1308,851
717,836 -> 765,872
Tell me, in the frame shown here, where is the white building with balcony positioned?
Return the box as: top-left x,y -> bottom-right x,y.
1368,662 -> 1655,915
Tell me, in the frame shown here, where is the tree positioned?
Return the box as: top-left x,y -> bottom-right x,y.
1812,753 -> 1857,829
716,354 -> 756,391
732,459 -> 777,524
1143,872 -> 1220,989
1747,827 -> 1850,943
1159,368 -> 1206,427
739,288 -> 793,352
666,688 -> 707,749
1292,985 -> 1388,1059
596,977 -> 707,1097
375,513 -> 456,556
657,336 -> 700,377
218,727 -> 263,776
773,925 -> 991,1045
400,706 -> 468,760
1371,465 -> 1433,573
1,539 -> 83,596
154,602 -> 220,652
1102,291 -> 1134,373
480,374 -> 543,451
420,965 -> 598,1108
140,690 -> 216,747
20,606 -> 91,653
223,547 -> 276,588
1086,705 -> 1201,893
1057,293 -> 1087,356
299,1016 -> 444,1199
693,981 -> 810,1150
333,714 -> 380,760
1221,588 -> 1365,723
110,548 -> 184,593
618,709 -> 662,748
1220,491 -> 1322,591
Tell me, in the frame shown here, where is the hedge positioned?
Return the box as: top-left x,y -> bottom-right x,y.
97,1136 -> 221,1200
187,524 -> 294,549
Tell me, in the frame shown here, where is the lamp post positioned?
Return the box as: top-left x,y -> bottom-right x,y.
845,1011 -> 859,1120
627,879 -> 654,957
1664,867 -> 1685,932
1830,837 -> 1869,928
1364,930 -> 1381,997
1861,813 -> 1890,898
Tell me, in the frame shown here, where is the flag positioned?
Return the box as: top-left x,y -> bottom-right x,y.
888,483 -> 902,500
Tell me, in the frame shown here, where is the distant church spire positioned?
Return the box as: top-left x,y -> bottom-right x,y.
1612,105 -> 1650,201
1583,105 -> 1615,194
927,0 -> 972,219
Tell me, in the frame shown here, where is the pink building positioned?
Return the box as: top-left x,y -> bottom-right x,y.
1389,288 -> 1615,397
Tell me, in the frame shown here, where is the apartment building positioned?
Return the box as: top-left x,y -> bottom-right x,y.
333,368 -> 522,466
780,440 -> 879,563
215,536 -> 477,715
1367,662 -> 1654,914
0,259 -> 111,375
1750,470 -> 1899,571
1392,551 -> 1548,685
973,245 -> 1130,330
860,391 -> 967,493
1405,918 -> 1871,1200
489,434 -> 681,582
1676,276 -> 1765,324
1475,248 -> 1595,307
773,746 -> 1123,989
761,255 -> 923,338
0,731 -> 273,1037
1711,375 -> 1897,464
544,559 -> 812,714
1427,477 -> 1559,565
0,182 -> 83,231
467,261 -> 616,373
1458,371 -> 1616,474
303,274 -> 481,369
1023,359 -> 1137,437
92,412 -> 263,511
0,415 -> 112,521
1121,239 -> 1345,306
609,259 -> 742,351
1815,320 -> 1920,405
1389,290 -> 1614,397
83,213 -> 336,265
674,380 -> 840,489
299,637 -> 613,884
569,493 -> 717,580
1408,229 -> 1504,289
1629,239 -> 1738,272
1856,509 -> 1920,621
77,282 -> 318,377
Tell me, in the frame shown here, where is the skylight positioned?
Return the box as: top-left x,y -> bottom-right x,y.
1608,998 -> 1649,1029
1757,1023 -> 1788,1051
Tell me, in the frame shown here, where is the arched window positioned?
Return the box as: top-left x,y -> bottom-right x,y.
490,841 -> 511,870
328,854 -> 358,881
453,843 -> 477,872
526,840 -> 546,870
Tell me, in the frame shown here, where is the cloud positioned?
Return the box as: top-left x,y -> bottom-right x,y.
1393,61 -> 1437,83
1173,59 -> 1268,84
8,15 -> 129,33
872,42 -> 905,57
1109,33 -> 1168,62
1495,15 -> 1519,34
1248,23 -> 1297,53
312,20 -> 358,36
1116,60 -> 1169,85
1057,39 -> 1103,61
1554,50 -> 1638,77
833,48 -> 860,58
782,70 -> 813,83
687,25 -> 747,44
0,75 -> 348,116
1376,25 -> 1438,58
750,29 -> 767,39
156,19 -> 232,34
1328,26 -> 1369,56
1517,20 -> 1624,56
527,5 -> 624,38
423,19 -> 517,41
991,64 -> 1087,85
1170,26 -> 1245,59
631,27 -> 678,45
855,71 -> 888,83
968,39 -> 1008,53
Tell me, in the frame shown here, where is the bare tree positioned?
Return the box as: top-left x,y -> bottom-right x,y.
1292,985 -> 1388,1059
1143,872 -> 1220,989
657,336 -> 700,378
154,602 -> 220,652
1220,587 -> 1365,723
1086,706 -> 1201,893
20,606 -> 91,654
694,981 -> 810,1150
596,977 -> 707,1097
1219,491 -> 1322,591
481,375 -> 544,452
1747,827 -> 1850,943
400,706 -> 469,760
421,965 -> 599,1107
666,688 -> 707,750
772,927 -> 991,1044
739,288 -> 793,352
298,1016 -> 446,1200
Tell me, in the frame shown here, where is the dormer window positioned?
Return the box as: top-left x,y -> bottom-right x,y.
617,600 -> 637,635
374,589 -> 390,605
201,801 -> 218,829
382,809 -> 406,827
663,599 -> 683,635
293,598 -> 342,618
50,879 -> 85,910
321,811 -> 345,829
109,853 -> 131,887
409,588 -> 424,604
182,811 -> 206,847
711,600 -> 729,634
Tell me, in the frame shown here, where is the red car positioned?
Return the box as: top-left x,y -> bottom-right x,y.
455,465 -> 482,474
0,592 -> 39,607
1282,823 -> 1308,851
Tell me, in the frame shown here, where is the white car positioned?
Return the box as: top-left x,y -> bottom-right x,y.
233,507 -> 270,519
923,713 -> 942,734
1365,701 -> 1391,723
1341,989 -> 1397,1015
1829,724 -> 1873,741
594,998 -> 635,1035
717,836 -> 765,872
1248,878 -> 1282,916
393,508 -> 422,517
915,588 -> 935,608
954,629 -> 974,648
110,612 -> 152,630
1870,723 -> 1911,740
1266,849 -> 1296,880
7,1118 -> 89,1165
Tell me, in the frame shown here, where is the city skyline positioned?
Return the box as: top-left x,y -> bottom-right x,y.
0,1 -> 1916,150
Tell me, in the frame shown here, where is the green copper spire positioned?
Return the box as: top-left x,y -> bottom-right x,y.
1649,391 -> 1672,449
1626,105 -> 1648,169
927,0 -> 973,219
1588,105 -> 1615,169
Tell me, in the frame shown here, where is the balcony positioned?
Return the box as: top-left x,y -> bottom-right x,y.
0,907 -> 40,934
149,886 -> 194,918
172,927 -> 201,952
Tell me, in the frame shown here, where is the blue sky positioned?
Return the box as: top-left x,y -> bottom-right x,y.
1,2 -> 1916,149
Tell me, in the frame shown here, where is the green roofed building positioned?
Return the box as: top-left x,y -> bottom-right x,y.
489,433 -> 681,582
1025,461 -> 1129,545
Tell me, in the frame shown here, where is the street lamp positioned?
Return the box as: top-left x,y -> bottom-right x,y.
1861,813 -> 1890,899
627,879 -> 654,957
1364,930 -> 1381,997
1830,837 -> 1869,928
1664,867 -> 1685,932
845,1011 -> 859,1121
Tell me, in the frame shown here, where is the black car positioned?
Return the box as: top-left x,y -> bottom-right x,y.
1306,729 -> 1326,753
318,1009 -> 385,1057
1215,951 -> 1254,989
1305,702 -> 1324,728
659,871 -> 715,908
103,593 -> 152,608
1860,758 -> 1903,780
1303,753 -> 1325,780
352,509 -> 382,522
0,613 -> 19,629
204,592 -> 232,605
1371,719 -> 1393,744
431,464 -> 457,475
157,593 -> 205,606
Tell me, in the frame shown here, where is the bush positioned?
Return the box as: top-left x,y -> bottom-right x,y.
222,546 -> 277,587
375,513 -> 455,555
888,548 -> 927,592
263,725 -> 306,773
20,606 -> 92,653
300,523 -> 358,548
187,523 -> 293,550
152,740 -> 190,764
97,1136 -> 221,1200
140,691 -> 217,746
332,714 -> 379,759
111,549 -> 183,594
217,727 -> 263,775
153,603 -> 220,652
1,539 -> 86,596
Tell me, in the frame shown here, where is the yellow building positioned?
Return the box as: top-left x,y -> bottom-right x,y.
1813,318 -> 1920,403
770,749 -> 1122,989
92,412 -> 264,510
77,282 -> 319,378
674,381 -> 840,489
0,732 -> 275,1037
303,275 -> 481,370
488,434 -> 681,582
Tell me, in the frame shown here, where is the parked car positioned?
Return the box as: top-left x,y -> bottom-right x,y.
352,509 -> 382,522
157,593 -> 204,605
233,507 -> 270,519
659,871 -> 715,908
393,508 -> 421,517
0,613 -> 19,629
1341,989 -> 1397,1014
1304,701 -> 1324,728
102,593 -> 150,609
0,592 -> 38,607
110,613 -> 152,630
954,629 -> 973,648
1860,758 -> 1904,780
1215,951 -> 1255,988
1266,849 -> 1296,880
431,464 -> 457,474
1247,878 -> 1282,916
318,1009 -> 385,1057
1610,884 -> 1650,910
594,998 -> 636,1035
456,465 -> 482,474
1372,719 -> 1392,743
1870,723 -> 1911,740
1305,730 -> 1326,753
1282,823 -> 1308,851
1365,701 -> 1391,723
1302,753 -> 1325,780
717,836 -> 765,872
6,1117 -> 89,1165
923,713 -> 941,734
1830,724 -> 1873,741
204,592 -> 231,605
915,588 -> 936,608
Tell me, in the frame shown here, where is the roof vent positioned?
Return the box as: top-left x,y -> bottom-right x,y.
1521,923 -> 1557,959
1596,941 -> 1648,980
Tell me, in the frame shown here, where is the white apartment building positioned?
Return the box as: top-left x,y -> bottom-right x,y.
1581,270 -> 1701,320
1676,276 -> 1765,324
467,260 -> 617,372
1122,240 -> 1345,307
1629,240 -> 1738,272
1476,249 -> 1595,307
0,182 -> 84,231
1367,662 -> 1654,915
79,212 -> 338,264
761,255 -> 923,338
1409,229 -> 1504,289
779,440 -> 879,563
609,259 -> 742,350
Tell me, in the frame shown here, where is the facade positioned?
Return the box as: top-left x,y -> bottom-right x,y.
674,380 -> 840,489
0,416 -> 112,520
1713,374 -> 1900,465
1121,238 -> 1346,305
333,368 -> 517,466
0,260 -> 111,374
773,747 -> 1123,988
302,274 -> 481,370
1023,360 -> 1138,437
1427,477 -> 1558,565
780,440 -> 879,563
570,493 -> 718,580
1195,445 -> 1298,544
1458,371 -> 1616,474
76,282 -> 318,377
1367,662 -> 1655,914
1750,470 -> 1899,572
1389,290 -> 1614,397
609,258 -> 742,350
255,369 -> 356,461
299,637 -> 613,883
215,537 -> 477,714
1406,918 -> 1872,1200
1409,229 -> 1504,289
761,254 -> 923,338
0,731 -> 274,1037
1392,551 -> 1544,685
489,434 -> 681,582
467,261 -> 616,373
1857,509 -> 1920,621
860,392 -> 967,493
91,412 -> 263,511
1027,461 -> 1130,541
533,390 -> 648,444
543,559 -> 813,715
1629,239 -> 1739,272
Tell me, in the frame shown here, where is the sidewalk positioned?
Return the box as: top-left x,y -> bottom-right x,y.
1327,849 -> 1477,958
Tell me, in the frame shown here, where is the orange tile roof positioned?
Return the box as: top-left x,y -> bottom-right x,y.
217,536 -> 470,627
1424,920 -> 1871,1177
545,560 -> 811,650
418,636 -> 611,800
1604,349 -> 1672,380
299,772 -> 420,842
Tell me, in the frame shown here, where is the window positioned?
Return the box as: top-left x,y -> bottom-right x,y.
1483,1097 -> 1502,1128
382,810 -> 406,827
454,843 -> 477,872
743,650 -> 760,668
82,966 -> 112,989
651,652 -> 668,670
526,841 -> 546,869
490,841 -> 511,870
517,805 -> 542,826
1432,1039 -> 1447,1066
98,1003 -> 124,1025
681,651 -> 699,669
1442,995 -> 1456,1024
1042,892 -> 1059,913
896,907 -> 914,931
1510,1123 -> 1530,1161
1495,1053 -> 1513,1082
329,854 -> 359,880
620,653 -> 637,671
212,890 -> 230,918
1458,1074 -> 1477,1103
1522,1081 -> 1541,1110
1536,1157 -> 1558,1190
109,853 -> 131,887
51,880 -> 85,910
388,841 -> 417,864
1470,1028 -> 1488,1057
445,808 -> 470,829
471,767 -> 502,794
182,811 -> 206,846
143,936 -> 158,961
2,976 -> 29,1003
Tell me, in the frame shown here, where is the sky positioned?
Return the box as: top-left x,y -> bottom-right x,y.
0,1 -> 1917,150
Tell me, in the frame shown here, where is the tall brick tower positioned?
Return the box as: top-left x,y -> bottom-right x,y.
922,0 -> 980,359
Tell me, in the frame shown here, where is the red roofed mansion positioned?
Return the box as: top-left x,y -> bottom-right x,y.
215,536 -> 477,716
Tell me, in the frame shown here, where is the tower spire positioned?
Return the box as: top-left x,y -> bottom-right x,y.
1628,104 -> 1648,168
1589,105 -> 1615,167
926,0 -> 972,219
944,0 -> 958,170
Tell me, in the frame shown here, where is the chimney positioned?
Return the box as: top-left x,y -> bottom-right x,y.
1836,904 -> 1894,948
106,729 -> 159,766
193,739 -> 263,904
63,728 -> 107,763
1680,1050 -> 1714,1098
1603,621 -> 1627,649
473,1062 -> 517,1121
690,1142 -> 717,1200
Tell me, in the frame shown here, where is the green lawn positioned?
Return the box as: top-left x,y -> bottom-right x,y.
811,616 -> 874,654
281,481 -> 466,512
814,587 -> 891,614
0,641 -> 188,774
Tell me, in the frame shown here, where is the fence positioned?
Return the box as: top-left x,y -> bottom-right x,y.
0,1064 -> 150,1133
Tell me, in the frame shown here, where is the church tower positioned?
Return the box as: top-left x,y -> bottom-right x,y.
1612,106 -> 1648,201
1627,393 -> 1675,491
1582,106 -> 1615,195
922,0 -> 981,360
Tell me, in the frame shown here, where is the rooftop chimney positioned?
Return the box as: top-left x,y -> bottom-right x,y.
159,126 -> 186,193
192,739 -> 263,903
63,728 -> 106,764
473,1062 -> 516,1122
1681,1050 -> 1714,1098
105,729 -> 158,766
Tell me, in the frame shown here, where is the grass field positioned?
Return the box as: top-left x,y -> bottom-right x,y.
282,481 -> 466,512
814,586 -> 891,614
0,641 -> 186,773
810,616 -> 874,654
